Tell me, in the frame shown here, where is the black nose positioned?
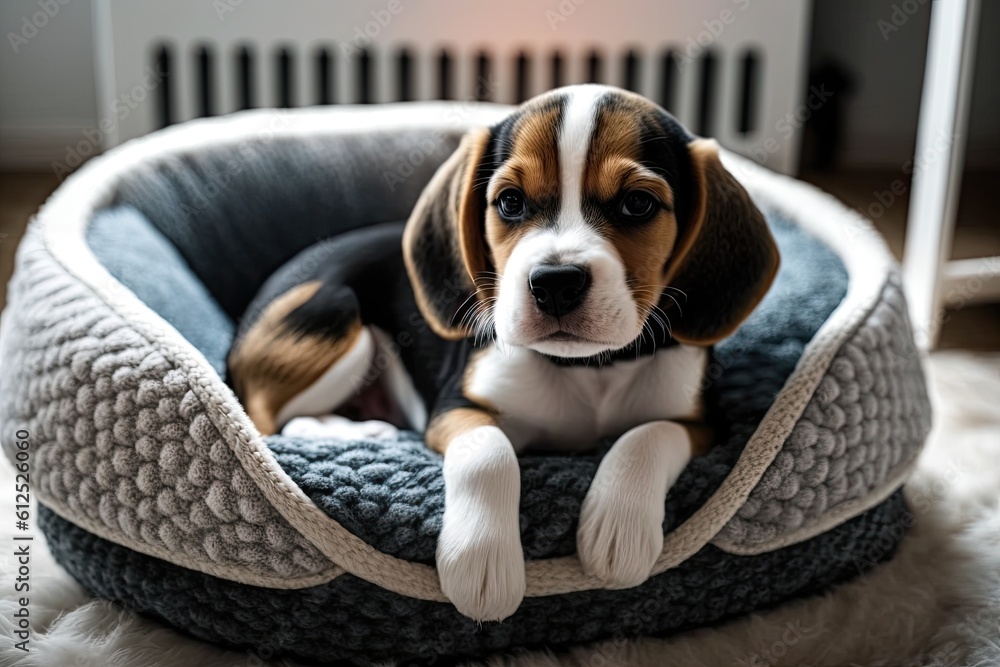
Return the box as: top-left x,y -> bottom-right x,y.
528,264 -> 590,317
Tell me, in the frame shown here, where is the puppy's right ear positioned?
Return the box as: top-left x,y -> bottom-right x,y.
403,128 -> 493,340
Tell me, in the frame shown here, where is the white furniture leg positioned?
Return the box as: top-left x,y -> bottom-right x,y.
902,0 -> 993,350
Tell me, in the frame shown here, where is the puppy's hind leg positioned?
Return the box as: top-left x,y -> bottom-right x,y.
228,280 -> 371,435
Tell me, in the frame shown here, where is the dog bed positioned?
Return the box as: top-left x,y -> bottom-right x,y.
0,104 -> 930,665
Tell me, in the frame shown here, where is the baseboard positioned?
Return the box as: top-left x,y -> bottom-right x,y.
839,131 -> 1000,171
0,121 -> 98,171
964,138 -> 1000,170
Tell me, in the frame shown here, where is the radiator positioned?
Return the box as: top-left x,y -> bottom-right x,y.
93,0 -> 811,173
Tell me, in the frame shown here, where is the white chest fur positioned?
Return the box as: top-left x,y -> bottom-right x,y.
465,344 -> 708,451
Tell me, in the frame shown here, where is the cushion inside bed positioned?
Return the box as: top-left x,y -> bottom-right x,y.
88,202 -> 847,562
107,130 -> 463,318
87,206 -> 234,377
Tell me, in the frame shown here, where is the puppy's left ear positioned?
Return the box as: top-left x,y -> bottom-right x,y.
665,139 -> 780,344
403,128 -> 493,340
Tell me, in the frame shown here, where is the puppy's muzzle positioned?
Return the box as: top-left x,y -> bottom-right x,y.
528,264 -> 591,317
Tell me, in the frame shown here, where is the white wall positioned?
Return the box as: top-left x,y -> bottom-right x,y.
810,0 -> 1000,169
0,0 -> 97,169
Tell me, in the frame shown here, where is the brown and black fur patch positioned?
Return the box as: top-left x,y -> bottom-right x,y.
584,98 -> 681,318
678,421 -> 714,457
229,281 -> 362,435
486,104 -> 563,206
664,139 -> 781,344
425,407 -> 498,454
403,128 -> 494,340
484,102 -> 564,274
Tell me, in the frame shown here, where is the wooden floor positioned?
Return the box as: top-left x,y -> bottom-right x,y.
1,167 -> 997,350
0,172 -> 59,309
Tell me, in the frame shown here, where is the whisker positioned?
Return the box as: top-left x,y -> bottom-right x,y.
662,292 -> 683,316
663,285 -> 688,300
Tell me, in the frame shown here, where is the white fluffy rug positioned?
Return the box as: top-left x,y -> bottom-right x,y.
2,352 -> 999,667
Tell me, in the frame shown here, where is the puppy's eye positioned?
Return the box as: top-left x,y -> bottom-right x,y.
497,189 -> 525,220
620,191 -> 657,221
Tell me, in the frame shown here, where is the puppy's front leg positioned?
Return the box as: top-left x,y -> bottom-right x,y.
577,421 -> 695,588
428,408 -> 525,621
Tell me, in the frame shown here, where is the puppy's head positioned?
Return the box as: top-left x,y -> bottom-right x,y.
404,84 -> 779,357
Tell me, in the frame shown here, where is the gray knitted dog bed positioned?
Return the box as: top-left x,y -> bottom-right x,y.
0,105 -> 930,665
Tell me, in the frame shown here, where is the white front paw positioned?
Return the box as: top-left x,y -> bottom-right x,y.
576,421 -> 692,588
437,426 -> 525,621
437,518 -> 525,621
577,482 -> 664,588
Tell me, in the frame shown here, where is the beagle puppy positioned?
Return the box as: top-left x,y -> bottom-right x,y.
229,84 -> 779,622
